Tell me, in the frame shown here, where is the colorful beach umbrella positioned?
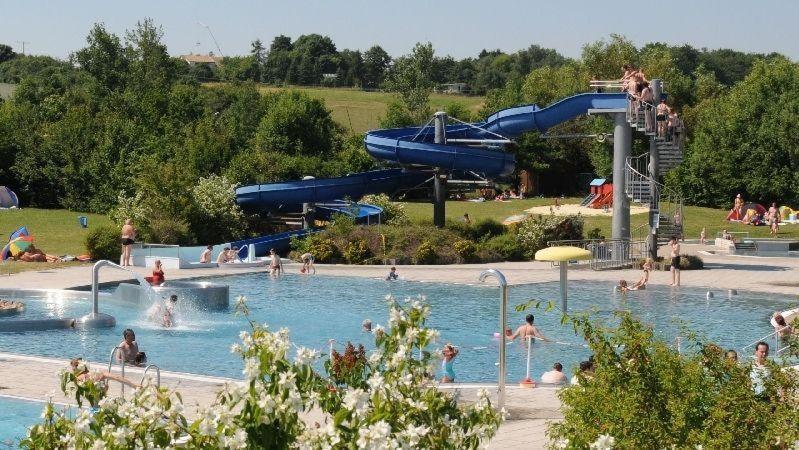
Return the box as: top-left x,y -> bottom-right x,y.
1,235 -> 34,260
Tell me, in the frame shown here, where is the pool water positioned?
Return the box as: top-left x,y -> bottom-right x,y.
0,396 -> 75,447
0,274 -> 794,383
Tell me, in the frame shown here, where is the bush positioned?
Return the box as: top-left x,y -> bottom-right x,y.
290,234 -> 338,263
360,193 -> 409,225
453,239 -> 477,262
586,227 -> 603,240
85,224 -> 120,261
190,174 -> 247,243
479,234 -> 526,262
679,254 -> 704,270
343,239 -> 371,264
516,214 -> 584,259
470,218 -> 506,241
147,215 -> 194,246
414,241 -> 437,264
546,310 -> 799,449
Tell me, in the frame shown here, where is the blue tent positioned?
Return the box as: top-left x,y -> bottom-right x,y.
0,186 -> 19,208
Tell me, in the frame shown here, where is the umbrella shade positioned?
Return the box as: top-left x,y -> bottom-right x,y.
534,246 -> 592,262
7,235 -> 33,257
742,203 -> 766,215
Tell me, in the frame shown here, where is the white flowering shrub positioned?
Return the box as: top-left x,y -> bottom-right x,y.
22,295 -> 501,449
190,174 -> 247,242
108,191 -> 151,231
360,193 -> 409,225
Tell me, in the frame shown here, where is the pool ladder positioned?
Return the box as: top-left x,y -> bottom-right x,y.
107,346 -> 161,398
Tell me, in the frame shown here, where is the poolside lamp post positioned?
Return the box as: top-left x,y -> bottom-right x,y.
478,269 -> 508,413
534,246 -> 592,313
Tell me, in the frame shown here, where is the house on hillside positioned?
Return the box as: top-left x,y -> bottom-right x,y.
438,83 -> 469,94
179,53 -> 223,68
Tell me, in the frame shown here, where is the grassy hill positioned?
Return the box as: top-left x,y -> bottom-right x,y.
0,208 -> 112,256
206,84 -> 485,134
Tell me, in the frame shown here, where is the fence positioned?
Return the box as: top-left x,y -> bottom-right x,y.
547,239 -> 648,270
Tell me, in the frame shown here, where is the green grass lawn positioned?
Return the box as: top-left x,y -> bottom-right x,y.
0,208 -> 112,256
254,85 -> 485,134
400,199 -> 799,241
400,197 -> 582,223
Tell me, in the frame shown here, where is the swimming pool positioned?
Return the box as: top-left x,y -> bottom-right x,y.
0,395 -> 76,447
0,274 -> 793,383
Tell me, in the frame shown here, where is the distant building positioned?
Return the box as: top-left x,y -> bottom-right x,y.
438,83 -> 469,94
322,73 -> 338,81
179,53 -> 223,68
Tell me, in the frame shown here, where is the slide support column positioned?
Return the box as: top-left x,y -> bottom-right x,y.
648,79 -> 663,260
612,112 -> 631,240
433,112 -> 448,228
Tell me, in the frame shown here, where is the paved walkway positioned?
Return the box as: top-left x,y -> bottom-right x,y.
1,243 -> 797,448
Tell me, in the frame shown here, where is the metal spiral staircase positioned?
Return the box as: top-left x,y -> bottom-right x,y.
623,98 -> 684,248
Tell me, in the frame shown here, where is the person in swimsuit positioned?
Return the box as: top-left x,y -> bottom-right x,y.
199,245 -> 213,263
149,260 -> 165,285
216,247 -> 230,264
300,253 -> 315,274
162,295 -> 178,327
441,343 -> 459,383
630,258 -> 652,290
120,218 -> 136,267
656,99 -> 670,138
509,314 -> 549,342
268,248 -> 282,275
386,266 -> 399,281
116,329 -> 146,366
669,236 -> 680,286
700,227 -> 707,245
70,358 -> 140,390
639,82 -> 654,133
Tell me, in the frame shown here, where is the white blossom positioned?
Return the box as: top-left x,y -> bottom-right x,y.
590,434 -> 616,450
243,357 -> 260,381
356,420 -> 394,449
294,346 -> 319,366
342,388 -> 370,416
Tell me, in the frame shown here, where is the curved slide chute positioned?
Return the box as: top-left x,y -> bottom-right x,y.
232,92 -> 628,257
363,93 -> 627,175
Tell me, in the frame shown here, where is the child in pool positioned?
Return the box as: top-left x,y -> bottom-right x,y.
441,343 -> 459,383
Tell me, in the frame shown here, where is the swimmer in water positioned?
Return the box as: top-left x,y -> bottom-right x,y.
162,294 -> 178,327
441,343 -> 459,383
509,314 -> 549,342
362,319 -> 372,333
617,279 -> 630,292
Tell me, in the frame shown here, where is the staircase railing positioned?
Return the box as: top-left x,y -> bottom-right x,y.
625,153 -> 684,244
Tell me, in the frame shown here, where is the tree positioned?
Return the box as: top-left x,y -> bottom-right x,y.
253,90 -> 342,156
72,23 -> 128,92
249,39 -> 265,82
264,35 -> 293,84
384,42 -> 435,124
362,45 -> 391,88
668,58 -> 799,207
0,44 -> 16,64
581,34 -> 638,80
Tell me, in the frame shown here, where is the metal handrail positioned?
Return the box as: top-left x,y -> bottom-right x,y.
742,327 -> 790,355
142,364 -> 161,387
106,346 -> 127,398
548,238 -> 648,270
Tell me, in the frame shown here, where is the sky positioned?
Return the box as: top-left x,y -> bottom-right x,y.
1,0 -> 798,61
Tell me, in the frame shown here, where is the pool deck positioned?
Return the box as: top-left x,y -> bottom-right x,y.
1,242 -> 798,448
0,351 -> 561,449
2,242 -> 797,295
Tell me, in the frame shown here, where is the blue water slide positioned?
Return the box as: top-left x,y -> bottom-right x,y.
232,92 -> 627,256
315,201 -> 384,224
363,92 -> 628,175
236,169 -> 429,213
232,229 -> 311,260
